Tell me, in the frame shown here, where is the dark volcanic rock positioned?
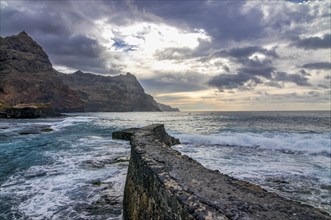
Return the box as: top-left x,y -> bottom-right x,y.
112,128 -> 139,141
59,71 -> 161,112
114,124 -> 330,220
5,103 -> 55,118
113,124 -> 180,147
0,31 -> 84,112
19,128 -> 41,135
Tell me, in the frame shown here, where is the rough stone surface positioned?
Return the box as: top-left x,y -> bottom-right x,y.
0,32 -> 84,112
4,103 -> 55,118
113,124 -> 331,220
59,71 -> 162,112
112,128 -> 139,141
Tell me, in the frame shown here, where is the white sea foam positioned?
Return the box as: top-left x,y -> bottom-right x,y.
175,131 -> 331,154
0,134 -> 130,219
173,134 -> 331,213
50,116 -> 96,131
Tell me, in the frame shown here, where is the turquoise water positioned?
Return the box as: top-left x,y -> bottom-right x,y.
0,111 -> 330,219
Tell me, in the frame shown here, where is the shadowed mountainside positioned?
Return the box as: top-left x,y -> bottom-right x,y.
0,31 -> 84,112
59,71 -> 161,112
0,31 -> 179,113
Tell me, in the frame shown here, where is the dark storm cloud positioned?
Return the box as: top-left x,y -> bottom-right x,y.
274,71 -> 311,86
302,62 -> 331,70
40,33 -> 110,73
207,63 -> 275,91
43,35 -> 103,58
0,1 -> 115,73
211,46 -> 279,79
134,0 -> 264,44
153,47 -> 280,92
220,46 -> 278,78
208,67 -> 311,91
140,72 -> 208,93
208,72 -> 261,91
238,60 -> 276,78
38,34 -> 110,73
214,46 -> 279,60
291,34 -> 331,49
0,6 -> 71,37
207,45 -> 288,91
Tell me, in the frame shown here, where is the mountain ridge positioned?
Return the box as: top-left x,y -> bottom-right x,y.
0,31 -> 84,112
0,31 -> 179,113
59,70 -> 161,112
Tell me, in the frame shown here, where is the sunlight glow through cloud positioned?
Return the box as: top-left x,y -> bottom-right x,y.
2,0 -> 329,111
95,20 -> 210,55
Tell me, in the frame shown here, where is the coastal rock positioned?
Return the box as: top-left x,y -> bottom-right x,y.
112,128 -> 139,141
4,103 -> 55,118
0,32 -> 84,112
59,71 -> 161,112
18,128 -> 41,135
158,102 -> 180,112
113,124 -> 330,220
113,124 -> 180,147
18,125 -> 54,135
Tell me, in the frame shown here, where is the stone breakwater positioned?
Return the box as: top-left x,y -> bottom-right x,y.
112,124 -> 331,220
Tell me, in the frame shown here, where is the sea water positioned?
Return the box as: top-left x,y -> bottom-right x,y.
0,111 -> 330,219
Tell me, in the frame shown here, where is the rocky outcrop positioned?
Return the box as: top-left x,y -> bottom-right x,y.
112,125 -> 180,147
0,32 -> 84,112
158,103 -> 180,112
113,124 -> 331,220
2,103 -> 56,118
59,71 -> 161,112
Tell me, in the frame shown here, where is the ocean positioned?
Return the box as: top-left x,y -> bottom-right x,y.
0,111 -> 330,219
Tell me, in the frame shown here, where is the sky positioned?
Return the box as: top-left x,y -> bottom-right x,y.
1,0 -> 330,111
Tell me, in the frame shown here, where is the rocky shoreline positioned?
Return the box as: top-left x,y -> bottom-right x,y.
0,103 -> 60,118
113,124 -> 331,220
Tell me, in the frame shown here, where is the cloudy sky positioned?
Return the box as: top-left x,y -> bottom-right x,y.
1,0 -> 330,111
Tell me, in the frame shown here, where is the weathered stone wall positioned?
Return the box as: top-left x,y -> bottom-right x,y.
113,124 -> 330,220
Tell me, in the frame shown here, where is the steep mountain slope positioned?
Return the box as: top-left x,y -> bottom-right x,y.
59,71 -> 161,112
157,103 -> 180,112
0,32 -> 84,112
0,31 -> 178,113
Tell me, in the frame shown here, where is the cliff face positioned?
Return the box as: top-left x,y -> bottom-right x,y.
0,31 -> 173,113
59,71 -> 161,112
0,32 -> 84,112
